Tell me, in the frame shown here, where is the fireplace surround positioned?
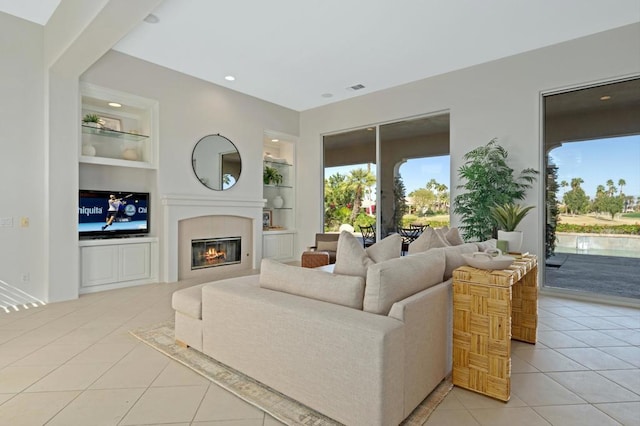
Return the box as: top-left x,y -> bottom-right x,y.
161,195 -> 265,282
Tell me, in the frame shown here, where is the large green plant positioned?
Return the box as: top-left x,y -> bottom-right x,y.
453,139 -> 538,241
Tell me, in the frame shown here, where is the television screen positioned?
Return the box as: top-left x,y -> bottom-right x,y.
79,190 -> 149,239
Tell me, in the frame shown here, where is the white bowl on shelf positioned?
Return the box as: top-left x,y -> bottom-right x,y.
461,251 -> 515,270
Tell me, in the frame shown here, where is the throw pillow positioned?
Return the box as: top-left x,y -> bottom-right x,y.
259,259 -> 365,309
316,240 -> 338,252
445,227 -> 464,246
333,231 -> 402,277
363,249 -> 446,315
407,226 -> 449,254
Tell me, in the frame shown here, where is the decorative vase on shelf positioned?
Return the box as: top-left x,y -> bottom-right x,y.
122,148 -> 139,161
273,195 -> 284,209
497,230 -> 523,253
81,144 -> 96,156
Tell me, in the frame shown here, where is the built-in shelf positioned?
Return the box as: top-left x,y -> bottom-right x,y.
82,125 -> 149,141
263,184 -> 293,189
79,83 -> 160,293
263,132 -> 296,261
264,160 -> 292,167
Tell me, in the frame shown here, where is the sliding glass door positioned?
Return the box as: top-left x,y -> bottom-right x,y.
322,113 -> 450,242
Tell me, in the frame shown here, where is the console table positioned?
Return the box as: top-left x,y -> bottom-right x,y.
452,254 -> 538,401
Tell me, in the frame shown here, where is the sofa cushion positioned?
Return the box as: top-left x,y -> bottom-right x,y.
259,259 -> 365,309
407,227 -> 450,254
363,249 -> 446,315
172,283 -> 206,320
441,242 -> 479,280
333,231 -> 402,278
445,227 -> 464,246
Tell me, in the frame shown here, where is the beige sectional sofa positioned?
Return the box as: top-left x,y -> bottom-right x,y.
172,230 -> 486,425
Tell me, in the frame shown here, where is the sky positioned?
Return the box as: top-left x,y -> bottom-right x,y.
325,135 -> 639,200
549,135 -> 640,199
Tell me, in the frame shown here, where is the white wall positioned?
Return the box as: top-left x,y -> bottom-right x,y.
298,23 -> 640,257
0,13 -> 46,299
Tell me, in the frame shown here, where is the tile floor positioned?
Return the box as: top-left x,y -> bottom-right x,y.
0,280 -> 638,425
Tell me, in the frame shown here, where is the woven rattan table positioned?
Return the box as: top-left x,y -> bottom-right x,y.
452,254 -> 538,402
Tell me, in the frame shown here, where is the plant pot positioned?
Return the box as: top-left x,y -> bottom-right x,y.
273,195 -> 284,209
497,230 -> 523,253
83,122 -> 101,128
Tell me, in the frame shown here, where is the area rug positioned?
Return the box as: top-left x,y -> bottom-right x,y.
130,321 -> 452,426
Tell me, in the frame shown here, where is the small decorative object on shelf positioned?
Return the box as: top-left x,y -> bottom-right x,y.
272,195 -> 284,208
262,210 -> 272,230
122,148 -> 138,161
81,144 -> 96,156
82,113 -> 102,128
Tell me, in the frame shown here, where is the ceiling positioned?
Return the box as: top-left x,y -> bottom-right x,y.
2,1 -> 639,111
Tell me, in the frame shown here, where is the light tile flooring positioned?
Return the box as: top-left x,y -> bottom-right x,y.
0,281 -> 638,426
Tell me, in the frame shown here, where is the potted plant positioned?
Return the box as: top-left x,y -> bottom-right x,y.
490,203 -> 535,252
453,138 -> 538,242
82,113 -> 102,128
263,165 -> 283,186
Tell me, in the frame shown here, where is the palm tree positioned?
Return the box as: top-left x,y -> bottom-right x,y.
618,178 -> 626,196
606,179 -> 616,196
571,177 -> 584,190
345,168 -> 376,224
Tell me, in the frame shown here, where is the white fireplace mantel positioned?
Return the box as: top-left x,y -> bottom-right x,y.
161,194 -> 266,282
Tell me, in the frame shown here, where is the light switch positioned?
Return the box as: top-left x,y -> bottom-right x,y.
0,217 -> 13,227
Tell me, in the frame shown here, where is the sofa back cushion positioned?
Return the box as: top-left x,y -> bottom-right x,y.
316,240 -> 338,252
441,243 -> 479,280
259,259 -> 365,309
407,227 -> 450,254
363,249 -> 445,315
333,231 -> 402,278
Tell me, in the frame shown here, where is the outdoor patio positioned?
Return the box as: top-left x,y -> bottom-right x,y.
545,253 -> 640,300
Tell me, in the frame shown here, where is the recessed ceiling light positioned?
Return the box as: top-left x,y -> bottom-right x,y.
225,75 -> 236,81
321,93 -> 333,98
143,14 -> 159,24
271,139 -> 279,142
108,102 -> 122,108
600,95 -> 611,101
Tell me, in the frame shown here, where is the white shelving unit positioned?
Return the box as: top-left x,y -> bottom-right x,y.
80,83 -> 158,169
79,83 -> 159,292
262,132 -> 296,261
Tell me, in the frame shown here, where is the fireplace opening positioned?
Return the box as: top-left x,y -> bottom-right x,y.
191,236 -> 241,270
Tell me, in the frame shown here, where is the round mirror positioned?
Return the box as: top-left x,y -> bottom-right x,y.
191,134 -> 242,190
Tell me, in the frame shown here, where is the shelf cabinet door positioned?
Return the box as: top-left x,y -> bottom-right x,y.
119,243 -> 151,281
81,245 -> 119,287
81,242 -> 152,288
263,233 -> 294,260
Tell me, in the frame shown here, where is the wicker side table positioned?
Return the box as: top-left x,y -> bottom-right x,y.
452,254 -> 538,401
301,250 -> 330,268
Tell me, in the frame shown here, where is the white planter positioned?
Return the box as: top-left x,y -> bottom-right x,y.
498,230 -> 523,253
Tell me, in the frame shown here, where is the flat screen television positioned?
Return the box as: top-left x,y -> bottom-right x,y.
79,190 -> 150,239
